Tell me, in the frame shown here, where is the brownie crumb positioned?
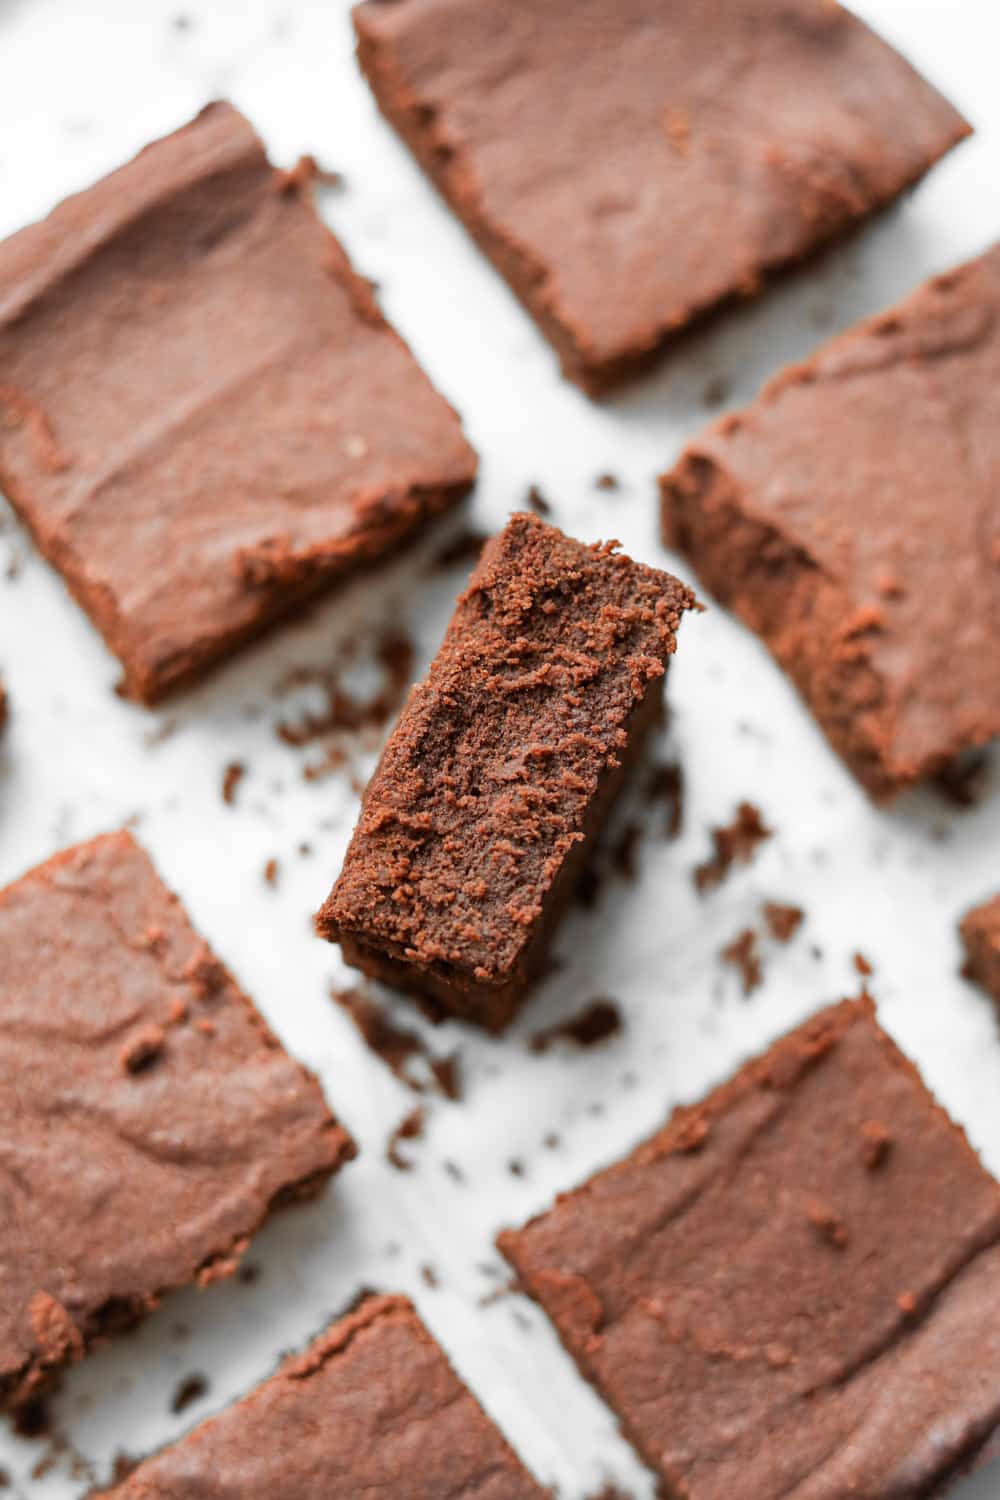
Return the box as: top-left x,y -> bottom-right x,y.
805,1196 -> 849,1249
763,901 -> 804,942
702,374 -> 732,409
508,1158 -> 525,1178
443,1159 -> 465,1184
853,952 -> 873,976
695,801 -> 772,891
262,857 -> 280,887
238,1264 -> 260,1286
645,760 -> 684,838
860,1119 -> 892,1169
429,1052 -> 462,1101
530,999 -> 623,1053
420,1263 -> 439,1288
120,1024 -> 167,1074
386,1107 -> 426,1171
221,761 -> 245,805
432,526 -> 489,570
171,1373 -> 209,1415
526,484 -> 552,516
332,987 -> 458,1097
276,630 -> 414,752
720,929 -> 762,994
594,472 -> 620,491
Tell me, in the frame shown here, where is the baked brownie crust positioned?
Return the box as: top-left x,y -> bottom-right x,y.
353,0 -> 969,393
317,514 -> 694,1029
0,832 -> 355,1410
961,893 -> 1000,1014
662,247 -> 1000,800
0,103 -> 476,702
107,1295 -> 547,1497
500,998 -> 1000,1499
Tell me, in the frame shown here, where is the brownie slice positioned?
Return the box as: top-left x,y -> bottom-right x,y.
0,102 -> 476,703
662,246 -> 1000,800
353,0 -> 968,394
500,997 -> 1000,1500
107,1295 -> 547,1497
961,893 -> 1000,1014
317,514 -> 694,1030
0,831 -> 355,1411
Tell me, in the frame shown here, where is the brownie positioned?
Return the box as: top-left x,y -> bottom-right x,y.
352,0 -> 968,394
107,1294 -> 547,1497
0,103 -> 476,703
0,831 -> 355,1410
662,246 -> 1000,800
961,893 -> 1000,1013
500,997 -> 1000,1500
317,513 -> 694,1030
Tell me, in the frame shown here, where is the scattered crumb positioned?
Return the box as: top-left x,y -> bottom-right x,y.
238,1264 -> 260,1286
645,760 -> 684,838
443,1159 -> 465,1184
720,929 -> 762,994
420,1263 -> 439,1289
386,1107 -> 426,1171
507,1158 -> 525,1178
432,527 -> 489,570
543,1132 -> 561,1149
694,801 -> 772,891
332,987 -> 458,1097
429,1052 -> 462,1101
610,822 -> 640,880
526,484 -> 551,516
763,901 -> 804,942
298,842 -> 313,857
262,857 -> 280,887
594,472 -> 620,491
120,1025 -> 166,1075
171,1373 -> 209,1415
701,374 -> 731,408
275,630 -> 413,760
853,952 -> 873,976
221,761 -> 245,805
530,999 -> 623,1053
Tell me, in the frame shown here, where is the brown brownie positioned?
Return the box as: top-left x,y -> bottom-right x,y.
500,997 -> 1000,1500
0,831 -> 355,1411
0,103 -> 476,703
107,1295 -> 547,1498
662,246 -> 1000,800
317,514 -> 694,1030
961,893 -> 1000,1013
352,0 -> 968,394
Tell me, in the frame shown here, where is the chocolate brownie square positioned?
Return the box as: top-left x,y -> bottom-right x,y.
662,245 -> 1000,799
501,997 -> 1000,1499
353,0 -> 968,393
0,831 -> 355,1410
0,102 -> 476,702
317,513 -> 694,1030
961,893 -> 1000,1014
107,1295 -> 547,1497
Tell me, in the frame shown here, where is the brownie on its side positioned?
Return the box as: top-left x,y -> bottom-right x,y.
662,246 -> 1000,800
317,514 -> 694,1030
500,998 -> 1000,1500
353,0 -> 968,394
0,832 -> 355,1411
107,1295 -> 547,1498
0,102 -> 476,704
961,894 -> 1000,1014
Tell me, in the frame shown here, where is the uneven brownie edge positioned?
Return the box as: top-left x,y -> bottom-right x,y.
0,831 -> 356,1412
0,102 -> 477,705
961,893 -> 1000,1015
104,1294 -> 548,1498
317,513 -> 695,1029
660,250 -> 1000,801
351,1 -> 969,395
499,997 -> 1000,1500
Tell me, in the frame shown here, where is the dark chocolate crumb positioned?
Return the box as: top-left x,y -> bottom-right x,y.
420,1263 -> 439,1289
526,484 -> 551,516
332,987 -> 458,1097
594,472 -> 620,491
238,1264 -> 260,1286
695,801 -> 772,891
701,374 -> 732,408
763,901 -> 804,942
543,1132 -> 561,1149
171,1373 -> 209,1415
429,1052 -> 462,1101
276,630 -> 413,750
13,1398 -> 49,1439
442,1159 -> 466,1184
720,929 -> 762,995
530,999 -> 623,1053
386,1107 -> 426,1171
221,761 -> 245,805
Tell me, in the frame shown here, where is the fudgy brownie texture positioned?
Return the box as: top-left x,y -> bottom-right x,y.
500,998 -> 1000,1500
961,893 -> 1000,1015
0,831 -> 355,1411
662,246 -> 1000,800
0,102 -> 476,703
352,0 -> 969,394
317,514 -> 694,1030
107,1295 -> 547,1497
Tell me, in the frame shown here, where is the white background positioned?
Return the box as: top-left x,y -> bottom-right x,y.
1,1 -> 998,1494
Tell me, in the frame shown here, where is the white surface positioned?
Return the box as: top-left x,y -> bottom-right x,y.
1,1 -> 999,1494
